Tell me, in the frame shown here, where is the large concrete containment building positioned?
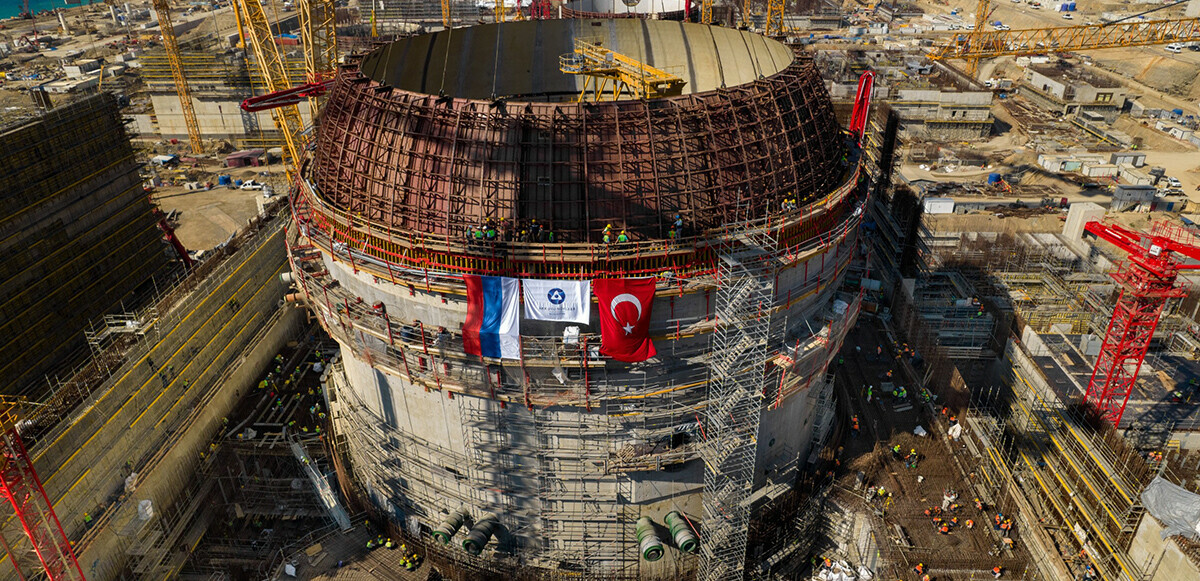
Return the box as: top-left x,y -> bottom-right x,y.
287,19 -> 867,579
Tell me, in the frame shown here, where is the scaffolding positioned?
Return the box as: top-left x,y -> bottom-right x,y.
964,339 -> 1165,581
698,227 -> 781,581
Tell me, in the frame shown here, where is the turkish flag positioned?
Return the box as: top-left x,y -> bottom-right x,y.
594,278 -> 657,362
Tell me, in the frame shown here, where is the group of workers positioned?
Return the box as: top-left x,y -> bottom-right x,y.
252,351 -> 330,439
467,218 -> 555,244
366,535 -> 423,571
888,444 -> 920,469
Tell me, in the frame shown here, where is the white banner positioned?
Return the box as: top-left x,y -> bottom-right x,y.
522,279 -> 591,324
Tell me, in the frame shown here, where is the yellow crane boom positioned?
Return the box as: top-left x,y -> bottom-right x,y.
559,38 -> 686,102
233,0 -> 306,176
700,0 -> 713,25
151,0 -> 203,154
930,17 -> 1200,60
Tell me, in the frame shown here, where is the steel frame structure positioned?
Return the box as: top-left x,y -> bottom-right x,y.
930,17 -> 1200,60
0,399 -> 84,581
699,228 -> 780,581
313,41 -> 842,245
1083,221 -> 1200,426
150,0 -> 203,154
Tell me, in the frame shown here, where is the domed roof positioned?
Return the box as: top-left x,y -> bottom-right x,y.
311,19 -> 845,242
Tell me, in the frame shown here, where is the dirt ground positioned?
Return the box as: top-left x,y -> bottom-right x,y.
150,162 -> 287,251
828,320 -> 1031,580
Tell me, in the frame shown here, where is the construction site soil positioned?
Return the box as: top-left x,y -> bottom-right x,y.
828,320 -> 1032,580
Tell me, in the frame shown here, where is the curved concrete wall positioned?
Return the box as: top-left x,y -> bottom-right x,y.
309,221 -> 860,577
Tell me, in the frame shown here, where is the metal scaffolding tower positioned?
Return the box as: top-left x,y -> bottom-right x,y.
700,228 -> 780,581
0,415 -> 85,581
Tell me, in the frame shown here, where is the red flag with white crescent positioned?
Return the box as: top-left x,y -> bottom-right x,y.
593,278 -> 657,363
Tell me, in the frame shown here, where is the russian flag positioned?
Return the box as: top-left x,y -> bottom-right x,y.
462,275 -> 521,360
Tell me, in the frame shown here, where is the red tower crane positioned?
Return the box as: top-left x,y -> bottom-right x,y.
0,399 -> 85,580
1082,221 -> 1200,426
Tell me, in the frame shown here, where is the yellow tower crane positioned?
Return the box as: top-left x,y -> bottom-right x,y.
930,17 -> 1200,62
299,0 -> 339,111
151,0 -> 203,154
965,0 -> 991,76
764,0 -> 785,37
232,0 -> 307,177
559,38 -> 686,102
700,0 -> 713,25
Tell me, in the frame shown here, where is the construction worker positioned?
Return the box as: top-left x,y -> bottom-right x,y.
993,565 -> 1003,578
965,519 -> 974,529
975,498 -> 984,511
616,230 -> 629,243
367,538 -> 375,550
667,226 -> 677,241
385,538 -> 393,549
672,214 -> 683,230
892,443 -> 902,457
913,563 -> 925,575
939,522 -> 950,535
83,513 -> 93,528
603,231 -> 612,244
866,384 -> 873,402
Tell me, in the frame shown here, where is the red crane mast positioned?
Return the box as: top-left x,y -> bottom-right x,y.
1083,221 -> 1200,426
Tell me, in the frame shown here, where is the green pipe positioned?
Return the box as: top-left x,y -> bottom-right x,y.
462,513 -> 498,555
432,506 -> 469,545
635,517 -> 665,561
664,511 -> 698,554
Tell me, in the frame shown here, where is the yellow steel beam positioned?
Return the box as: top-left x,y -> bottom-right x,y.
560,39 -> 686,102
701,0 -> 713,24
151,0 -> 203,154
233,0 -> 306,177
931,17 -> 1200,60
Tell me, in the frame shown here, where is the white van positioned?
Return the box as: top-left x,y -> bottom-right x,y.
1165,43 -> 1184,54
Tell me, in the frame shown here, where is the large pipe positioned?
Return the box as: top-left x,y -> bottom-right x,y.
432,506 -> 470,545
279,272 -> 294,284
462,512 -> 498,555
635,517 -> 664,561
664,511 -> 698,553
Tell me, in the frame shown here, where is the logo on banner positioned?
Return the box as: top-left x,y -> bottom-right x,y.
547,288 -> 567,305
